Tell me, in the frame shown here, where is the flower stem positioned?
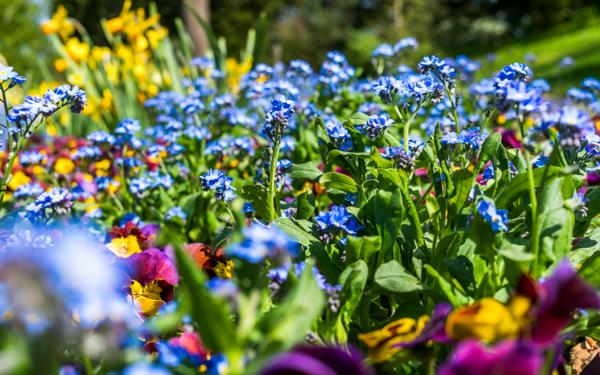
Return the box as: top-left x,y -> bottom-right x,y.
518,115 -> 540,276
266,141 -> 281,222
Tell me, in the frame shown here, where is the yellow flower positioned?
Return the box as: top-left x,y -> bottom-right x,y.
54,157 -> 75,175
100,89 -> 113,110
54,59 -> 68,73
214,260 -> 234,279
445,298 -> 524,343
91,46 -> 111,63
147,27 -> 167,49
67,72 -> 84,87
130,280 -> 164,316
497,114 -> 507,125
7,171 -> 31,191
226,56 -> 253,94
41,5 -> 74,39
32,165 -> 46,176
106,235 -> 142,258
358,316 -> 429,362
65,38 -> 90,63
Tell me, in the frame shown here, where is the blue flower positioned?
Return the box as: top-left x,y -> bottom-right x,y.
123,362 -> 171,375
496,62 -> 532,82
166,206 -> 187,222
357,114 -> 394,140
418,56 -> 456,86
372,76 -> 402,104
315,205 -> 362,236
325,118 -> 353,150
582,77 -> 600,92
477,199 -> 509,233
226,224 -> 299,263
393,37 -> 418,54
263,96 -> 295,142
0,64 -> 25,88
114,118 -> 141,136
200,169 -> 236,202
372,43 -> 394,59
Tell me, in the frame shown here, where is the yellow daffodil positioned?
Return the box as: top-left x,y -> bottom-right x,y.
106,235 -> 142,258
358,316 -> 429,362
54,59 -> 68,73
41,5 -> 74,39
65,38 -> 90,63
130,280 -> 164,316
445,297 -> 527,343
226,56 -> 253,94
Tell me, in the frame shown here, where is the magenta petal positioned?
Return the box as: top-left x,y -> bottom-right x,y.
260,346 -> 373,375
532,259 -> 600,345
126,248 -> 179,286
439,340 -> 542,375
501,129 -> 521,149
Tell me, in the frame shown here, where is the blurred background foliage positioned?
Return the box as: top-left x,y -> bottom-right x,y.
2,0 -> 600,80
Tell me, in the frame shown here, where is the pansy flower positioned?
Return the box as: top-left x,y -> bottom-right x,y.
106,222 -> 157,258
124,248 -> 179,316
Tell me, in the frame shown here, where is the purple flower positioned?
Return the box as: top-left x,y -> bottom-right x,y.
260,346 -> 373,375
439,340 -> 543,375
530,259 -> 600,345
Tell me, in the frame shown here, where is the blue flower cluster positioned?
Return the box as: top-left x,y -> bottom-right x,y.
441,127 -> 486,150
319,51 -> 356,94
226,224 -> 299,263
418,56 -> 457,87
315,205 -> 362,237
0,63 -> 25,88
357,114 -> 395,141
24,188 -> 74,220
8,85 -> 86,129
263,96 -> 296,143
200,169 -> 236,202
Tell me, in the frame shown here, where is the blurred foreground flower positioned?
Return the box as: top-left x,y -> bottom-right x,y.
260,346 -> 373,375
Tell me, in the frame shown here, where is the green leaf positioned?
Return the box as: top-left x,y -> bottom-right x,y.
361,189 -> 403,257
242,185 -> 271,220
424,264 -> 469,306
295,190 -> 315,220
345,112 -> 370,126
580,252 -> 600,289
475,132 -> 501,174
374,260 -> 424,293
274,217 -> 318,247
174,244 -> 237,353
495,166 -> 567,208
497,237 -> 535,262
258,260 -> 325,354
345,236 -> 381,263
448,169 -> 473,217
569,227 -> 600,267
289,161 -> 323,182
338,260 -> 369,320
538,178 -> 574,266
444,256 -> 476,293
319,172 -> 358,193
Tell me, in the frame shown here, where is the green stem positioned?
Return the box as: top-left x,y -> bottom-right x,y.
518,116 -> 540,276
266,141 -> 281,222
